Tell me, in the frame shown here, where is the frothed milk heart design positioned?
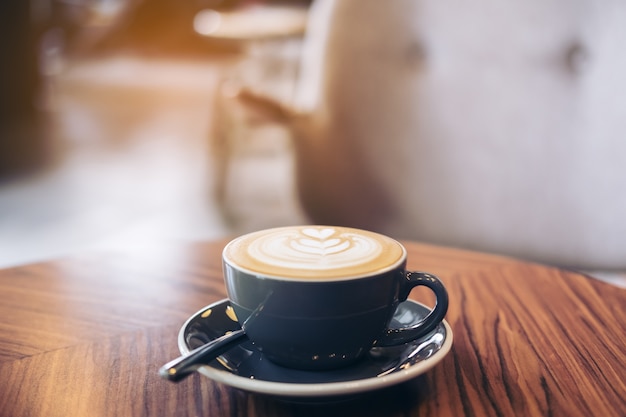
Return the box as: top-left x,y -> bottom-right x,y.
223,226 -> 405,280
292,227 -> 352,255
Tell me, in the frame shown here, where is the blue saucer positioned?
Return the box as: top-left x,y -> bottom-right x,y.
178,298 -> 452,398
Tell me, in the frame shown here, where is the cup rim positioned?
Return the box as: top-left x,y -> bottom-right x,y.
222,226 -> 407,282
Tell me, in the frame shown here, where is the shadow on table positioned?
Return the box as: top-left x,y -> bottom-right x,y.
240,377 -> 428,416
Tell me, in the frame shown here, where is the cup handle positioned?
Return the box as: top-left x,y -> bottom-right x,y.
376,271 -> 449,346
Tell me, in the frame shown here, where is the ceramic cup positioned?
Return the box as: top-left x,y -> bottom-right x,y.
222,225 -> 448,370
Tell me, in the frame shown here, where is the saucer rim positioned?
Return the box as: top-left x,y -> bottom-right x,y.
178,298 -> 453,397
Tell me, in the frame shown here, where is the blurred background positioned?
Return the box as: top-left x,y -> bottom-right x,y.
0,0 -> 311,268
1,0 -> 625,288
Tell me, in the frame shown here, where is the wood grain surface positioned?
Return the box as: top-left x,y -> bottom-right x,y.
0,239 -> 624,417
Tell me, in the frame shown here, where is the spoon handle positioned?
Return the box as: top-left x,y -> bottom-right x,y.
159,330 -> 247,382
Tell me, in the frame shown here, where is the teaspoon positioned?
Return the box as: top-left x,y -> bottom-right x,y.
159,329 -> 247,382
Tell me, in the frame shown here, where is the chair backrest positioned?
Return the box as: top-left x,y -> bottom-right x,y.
291,0 -> 626,269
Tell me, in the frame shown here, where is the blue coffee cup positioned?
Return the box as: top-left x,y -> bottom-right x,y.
223,225 -> 448,370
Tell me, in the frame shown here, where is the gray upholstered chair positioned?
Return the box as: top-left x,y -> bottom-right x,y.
237,0 -> 626,271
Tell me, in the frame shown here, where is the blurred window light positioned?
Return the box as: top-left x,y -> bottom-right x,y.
193,9 -> 222,36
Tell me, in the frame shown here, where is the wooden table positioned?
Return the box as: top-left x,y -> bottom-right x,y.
1,239 -> 624,417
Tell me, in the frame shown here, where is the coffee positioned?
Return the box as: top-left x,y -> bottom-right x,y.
223,225 -> 405,280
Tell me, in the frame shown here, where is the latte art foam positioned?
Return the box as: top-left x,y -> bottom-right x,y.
223,226 -> 405,280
